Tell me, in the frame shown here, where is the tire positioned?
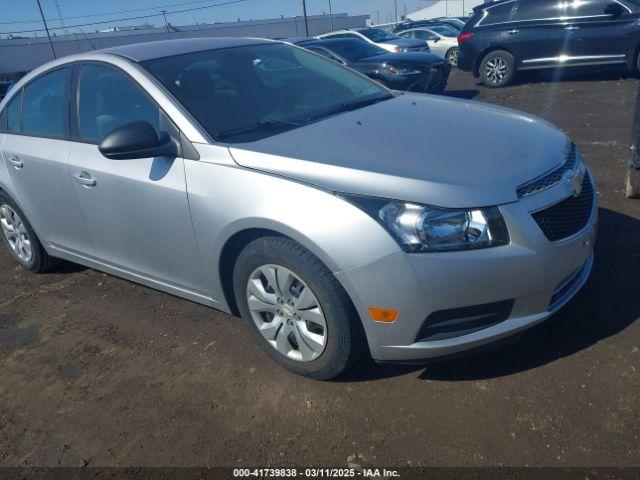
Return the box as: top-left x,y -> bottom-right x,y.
626,167 -> 640,199
479,50 -> 516,88
446,47 -> 459,67
0,192 -> 60,273
232,236 -> 365,380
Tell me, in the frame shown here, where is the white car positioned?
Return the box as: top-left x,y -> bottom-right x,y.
397,26 -> 460,65
317,28 -> 429,53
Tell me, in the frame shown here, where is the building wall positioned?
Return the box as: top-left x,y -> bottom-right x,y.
407,0 -> 486,20
0,13 -> 368,76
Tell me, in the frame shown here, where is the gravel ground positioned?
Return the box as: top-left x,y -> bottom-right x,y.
0,67 -> 638,469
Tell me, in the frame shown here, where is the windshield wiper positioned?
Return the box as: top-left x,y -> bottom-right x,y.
303,94 -> 393,123
216,119 -> 303,141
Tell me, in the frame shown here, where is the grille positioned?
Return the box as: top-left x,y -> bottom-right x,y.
532,173 -> 594,242
517,144 -> 578,198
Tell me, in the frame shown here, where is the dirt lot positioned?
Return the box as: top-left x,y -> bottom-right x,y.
0,68 -> 639,469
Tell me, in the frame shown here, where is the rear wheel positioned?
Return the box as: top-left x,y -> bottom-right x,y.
0,192 -> 59,272
232,236 -> 365,380
446,47 -> 459,66
479,50 -> 516,87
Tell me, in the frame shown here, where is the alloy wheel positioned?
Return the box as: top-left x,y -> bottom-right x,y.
0,204 -> 33,263
246,264 -> 327,362
448,48 -> 458,66
485,57 -> 508,85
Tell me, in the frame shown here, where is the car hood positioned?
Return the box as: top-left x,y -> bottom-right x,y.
360,51 -> 444,65
229,93 -> 570,208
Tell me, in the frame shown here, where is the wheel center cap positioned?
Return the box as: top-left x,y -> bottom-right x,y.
282,306 -> 293,317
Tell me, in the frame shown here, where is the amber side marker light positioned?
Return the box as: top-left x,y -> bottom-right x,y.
368,308 -> 399,323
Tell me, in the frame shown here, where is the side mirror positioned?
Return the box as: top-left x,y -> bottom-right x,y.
604,2 -> 626,16
99,121 -> 179,160
433,37 -> 441,43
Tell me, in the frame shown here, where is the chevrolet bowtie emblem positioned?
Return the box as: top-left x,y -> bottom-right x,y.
570,166 -> 586,198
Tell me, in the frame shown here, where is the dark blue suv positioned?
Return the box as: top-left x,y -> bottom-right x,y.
457,0 -> 640,87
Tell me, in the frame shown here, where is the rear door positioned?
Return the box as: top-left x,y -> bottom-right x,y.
66,62 -> 204,293
0,67 -> 92,254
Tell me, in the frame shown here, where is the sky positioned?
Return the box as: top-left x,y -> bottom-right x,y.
0,0 -> 435,36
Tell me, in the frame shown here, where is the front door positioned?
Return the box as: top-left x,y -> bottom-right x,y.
67,62 -> 204,293
564,0 -> 636,63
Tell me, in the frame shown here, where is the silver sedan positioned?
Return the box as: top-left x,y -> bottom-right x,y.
0,38 -> 596,379
397,26 -> 460,65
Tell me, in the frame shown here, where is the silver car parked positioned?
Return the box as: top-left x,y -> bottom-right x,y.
0,38 -> 597,380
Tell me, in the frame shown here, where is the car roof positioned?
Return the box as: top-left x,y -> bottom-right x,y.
97,37 -> 274,62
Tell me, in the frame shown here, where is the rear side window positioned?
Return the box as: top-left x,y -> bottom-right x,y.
481,1 -> 516,25
6,91 -> 22,133
511,0 -> 559,21
78,63 -> 160,142
22,67 -> 70,138
416,30 -> 440,41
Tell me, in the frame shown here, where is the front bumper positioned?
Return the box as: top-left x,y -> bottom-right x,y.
335,172 -> 597,362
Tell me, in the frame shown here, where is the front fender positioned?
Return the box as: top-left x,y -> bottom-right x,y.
185,145 -> 401,313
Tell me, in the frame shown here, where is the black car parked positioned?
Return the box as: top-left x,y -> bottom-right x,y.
296,38 -> 451,94
458,0 -> 640,87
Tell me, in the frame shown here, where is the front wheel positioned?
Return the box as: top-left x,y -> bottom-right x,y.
479,50 -> 516,87
233,237 -> 365,380
446,47 -> 459,67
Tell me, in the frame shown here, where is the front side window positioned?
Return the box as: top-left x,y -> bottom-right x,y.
22,67 -> 70,138
6,91 -> 22,133
142,43 -> 391,143
78,63 -> 160,142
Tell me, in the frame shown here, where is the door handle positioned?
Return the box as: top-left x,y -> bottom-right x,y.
565,26 -> 580,31
507,29 -> 519,35
73,172 -> 97,187
8,156 -> 23,170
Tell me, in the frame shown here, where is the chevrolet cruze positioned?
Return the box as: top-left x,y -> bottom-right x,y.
0,38 -> 597,379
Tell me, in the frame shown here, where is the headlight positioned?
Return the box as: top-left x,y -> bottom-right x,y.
385,65 -> 422,75
341,195 -> 509,252
394,46 -> 408,52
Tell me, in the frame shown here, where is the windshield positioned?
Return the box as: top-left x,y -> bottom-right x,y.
322,40 -> 388,62
142,43 -> 391,143
357,28 -> 401,42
